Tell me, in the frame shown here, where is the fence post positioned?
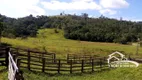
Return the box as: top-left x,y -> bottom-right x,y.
67,54 -> 69,63
42,58 -> 45,72
81,60 -> 84,73
92,59 -> 94,72
90,56 -> 92,63
27,50 -> 30,70
74,56 -> 75,63
17,58 -> 21,70
53,54 -> 56,63
5,47 -> 10,67
100,59 -> 102,71
16,48 -> 19,58
58,60 -> 61,74
41,53 -> 45,62
70,60 -> 72,73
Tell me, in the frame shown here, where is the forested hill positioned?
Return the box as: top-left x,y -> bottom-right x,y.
0,13 -> 142,44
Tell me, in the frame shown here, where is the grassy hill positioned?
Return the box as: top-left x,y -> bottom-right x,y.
2,29 -> 142,58
2,29 -> 142,57
1,29 -> 142,80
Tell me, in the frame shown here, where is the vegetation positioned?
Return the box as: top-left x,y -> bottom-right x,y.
1,64 -> 142,80
1,13 -> 142,43
22,65 -> 142,80
0,22 -> 4,43
1,13 -> 142,80
2,29 -> 142,58
0,66 -> 7,80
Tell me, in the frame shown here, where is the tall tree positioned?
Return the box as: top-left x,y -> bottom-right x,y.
0,22 -> 4,43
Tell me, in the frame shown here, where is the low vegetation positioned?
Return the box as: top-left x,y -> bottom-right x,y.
2,29 -> 142,58
0,29 -> 142,80
22,64 -> 142,80
1,65 -> 142,80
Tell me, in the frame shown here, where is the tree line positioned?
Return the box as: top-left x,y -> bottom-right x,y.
0,13 -> 142,44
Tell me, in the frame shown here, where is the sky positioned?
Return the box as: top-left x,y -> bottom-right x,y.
0,0 -> 142,21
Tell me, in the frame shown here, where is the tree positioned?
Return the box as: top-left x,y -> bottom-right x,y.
1,13 -> 142,44
0,22 -> 4,43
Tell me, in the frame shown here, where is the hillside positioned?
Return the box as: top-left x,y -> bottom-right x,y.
2,29 -> 142,58
0,29 -> 142,80
1,14 -> 142,44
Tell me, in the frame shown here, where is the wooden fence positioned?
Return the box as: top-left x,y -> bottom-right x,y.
67,54 -> 107,63
0,47 -> 109,74
19,58 -> 107,74
8,51 -> 24,80
0,47 -> 9,66
14,51 -> 108,74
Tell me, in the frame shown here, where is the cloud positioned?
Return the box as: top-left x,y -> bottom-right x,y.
122,17 -> 142,22
0,0 -> 130,17
0,0 -> 45,18
98,0 -> 129,15
99,9 -> 117,15
72,0 -> 93,2
41,0 -> 101,10
41,0 -> 129,16
100,0 -> 129,9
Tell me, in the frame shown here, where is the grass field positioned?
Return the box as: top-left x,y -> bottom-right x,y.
0,66 -> 7,80
0,65 -> 139,80
22,65 -> 142,80
1,65 -> 142,80
1,29 -> 142,80
1,29 -> 142,58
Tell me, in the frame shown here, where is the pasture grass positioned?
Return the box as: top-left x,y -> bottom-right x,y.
1,65 -> 142,80
1,29 -> 142,58
1,29 -> 142,80
0,66 -> 7,80
21,65 -> 142,80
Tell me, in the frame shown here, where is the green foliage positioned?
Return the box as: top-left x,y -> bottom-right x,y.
64,17 -> 141,43
0,22 -> 3,36
1,13 -> 142,43
2,29 -> 142,58
0,22 -> 4,43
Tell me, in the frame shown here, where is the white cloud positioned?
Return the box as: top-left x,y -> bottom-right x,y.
122,17 -> 142,22
41,0 -> 101,10
100,0 -> 129,9
0,0 -> 130,17
0,0 -> 45,18
99,9 -> 117,15
72,0 -> 93,2
98,0 -> 129,15
41,0 -> 129,16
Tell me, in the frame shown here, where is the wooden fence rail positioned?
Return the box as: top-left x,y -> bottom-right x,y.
3,47 -> 109,74
19,57 -> 107,74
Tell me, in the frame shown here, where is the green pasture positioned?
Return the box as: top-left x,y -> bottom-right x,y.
1,29 -> 142,58
1,29 -> 142,80
1,65 -> 142,80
